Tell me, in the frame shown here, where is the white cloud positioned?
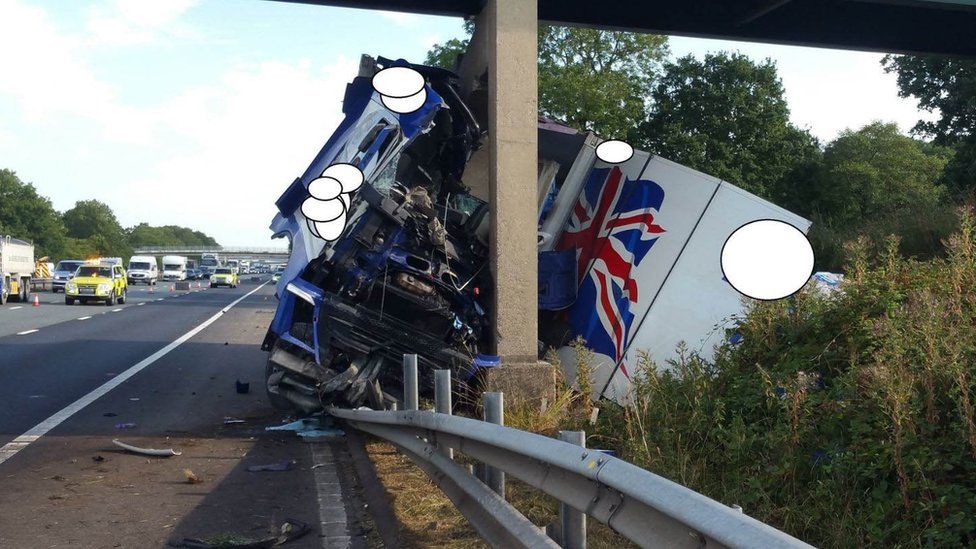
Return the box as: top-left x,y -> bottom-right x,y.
113,57 -> 358,245
377,10 -> 421,26
85,0 -> 199,46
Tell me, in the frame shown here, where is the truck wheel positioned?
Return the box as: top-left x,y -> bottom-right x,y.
65,297 -> 75,305
105,292 -> 114,306
118,289 -> 127,304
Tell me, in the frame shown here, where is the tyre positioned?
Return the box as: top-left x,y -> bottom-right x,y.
265,349 -> 299,412
21,279 -> 29,302
65,297 -> 74,305
210,283 -> 216,288
80,298 -> 88,305
118,288 -> 127,304
105,292 -> 114,306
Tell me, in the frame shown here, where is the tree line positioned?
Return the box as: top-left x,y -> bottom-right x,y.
0,169 -> 218,261
428,27 -> 975,271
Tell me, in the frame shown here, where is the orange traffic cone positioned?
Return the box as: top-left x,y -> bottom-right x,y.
32,293 -> 40,307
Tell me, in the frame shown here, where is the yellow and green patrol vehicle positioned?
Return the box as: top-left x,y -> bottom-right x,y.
209,267 -> 238,288
65,261 -> 128,306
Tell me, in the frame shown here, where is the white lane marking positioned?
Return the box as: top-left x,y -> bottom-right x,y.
310,443 -> 352,544
155,298 -> 164,302
112,308 -> 122,312
10,306 -> 22,310
16,329 -> 38,335
77,316 -> 92,321
137,303 -> 145,306
0,280 -> 270,466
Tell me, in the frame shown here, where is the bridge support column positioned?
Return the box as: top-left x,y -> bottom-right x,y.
474,0 -> 556,404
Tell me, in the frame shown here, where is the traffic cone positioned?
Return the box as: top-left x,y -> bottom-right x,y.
32,293 -> 40,307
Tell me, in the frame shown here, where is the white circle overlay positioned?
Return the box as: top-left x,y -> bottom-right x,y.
321,163 -> 364,193
721,219 -> 814,301
301,196 -> 345,223
381,89 -> 427,114
372,67 -> 425,98
308,177 -> 343,201
595,140 -> 634,164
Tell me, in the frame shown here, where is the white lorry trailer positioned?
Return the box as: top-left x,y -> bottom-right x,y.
0,235 -> 35,305
161,255 -> 188,281
535,126 -> 810,404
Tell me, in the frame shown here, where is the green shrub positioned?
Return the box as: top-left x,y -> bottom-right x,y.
589,208 -> 976,547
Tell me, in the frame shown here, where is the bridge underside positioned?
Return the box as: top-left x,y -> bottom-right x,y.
276,0 -> 976,56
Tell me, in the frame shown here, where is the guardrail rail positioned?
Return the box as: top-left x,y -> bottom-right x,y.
329,354 -> 815,549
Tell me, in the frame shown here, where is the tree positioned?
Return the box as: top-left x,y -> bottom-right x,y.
127,223 -> 219,247
883,55 -> 976,195
425,23 -> 668,139
0,169 -> 66,259
62,200 -> 131,258
810,122 -> 948,227
637,53 -> 819,201
424,21 -> 474,70
538,27 -> 668,139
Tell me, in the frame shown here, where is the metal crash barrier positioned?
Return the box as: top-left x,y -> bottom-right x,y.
329,354 -> 814,549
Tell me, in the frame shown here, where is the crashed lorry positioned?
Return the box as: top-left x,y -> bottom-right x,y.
262,56 -> 809,413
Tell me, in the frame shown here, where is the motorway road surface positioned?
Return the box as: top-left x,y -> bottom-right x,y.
0,277 -> 378,548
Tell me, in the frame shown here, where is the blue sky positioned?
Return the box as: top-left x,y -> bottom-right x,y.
0,0 -> 935,246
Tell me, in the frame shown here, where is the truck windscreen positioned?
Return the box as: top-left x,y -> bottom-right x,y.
129,262 -> 152,270
163,264 -> 182,270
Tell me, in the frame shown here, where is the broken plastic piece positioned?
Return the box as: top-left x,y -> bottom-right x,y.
112,439 -> 182,457
114,422 -> 136,429
223,417 -> 245,424
265,415 -> 344,438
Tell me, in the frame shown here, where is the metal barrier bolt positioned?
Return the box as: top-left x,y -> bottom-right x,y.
559,430 -> 587,549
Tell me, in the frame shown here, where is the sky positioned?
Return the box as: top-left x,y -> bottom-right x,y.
0,0 -> 937,246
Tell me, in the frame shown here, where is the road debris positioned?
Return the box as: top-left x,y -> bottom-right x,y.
114,422 -> 137,429
175,518 -> 310,548
265,415 -> 344,438
92,455 -> 105,462
235,380 -> 250,394
183,469 -> 202,484
112,439 -> 182,457
223,417 -> 246,425
103,412 -> 117,417
246,460 -> 295,473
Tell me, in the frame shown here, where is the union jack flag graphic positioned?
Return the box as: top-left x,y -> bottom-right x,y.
557,166 -> 666,378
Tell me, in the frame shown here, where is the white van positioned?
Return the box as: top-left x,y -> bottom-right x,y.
161,255 -> 188,281
127,255 -> 158,285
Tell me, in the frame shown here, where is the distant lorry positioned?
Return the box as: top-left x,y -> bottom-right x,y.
0,235 -> 35,305
262,56 -> 810,411
127,255 -> 159,285
161,255 -> 188,281
225,259 -> 240,274
200,252 -> 220,269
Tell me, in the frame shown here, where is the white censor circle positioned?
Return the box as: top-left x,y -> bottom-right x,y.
595,140 -> 634,164
721,219 -> 814,301
372,66 -> 425,98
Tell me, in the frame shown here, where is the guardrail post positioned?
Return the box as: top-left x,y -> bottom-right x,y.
483,392 -> 505,497
558,430 -> 587,549
403,354 -> 419,411
434,369 -> 454,460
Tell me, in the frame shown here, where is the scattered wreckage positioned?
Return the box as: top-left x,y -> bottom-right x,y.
262,55 -> 811,413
